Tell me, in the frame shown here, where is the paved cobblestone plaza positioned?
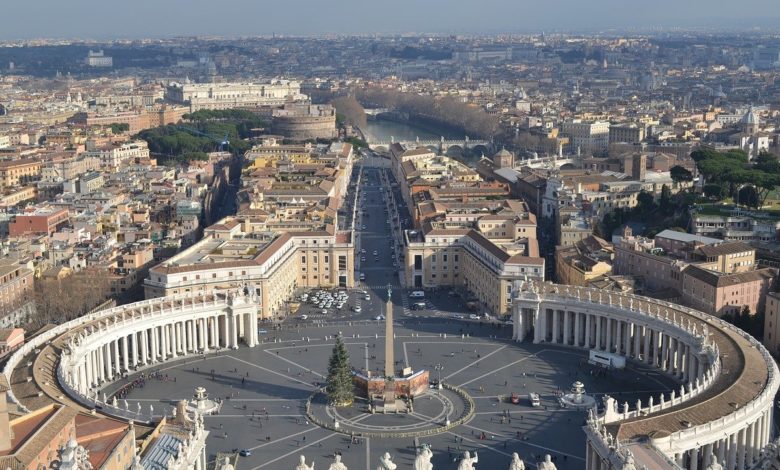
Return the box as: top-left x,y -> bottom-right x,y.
104,318 -> 676,469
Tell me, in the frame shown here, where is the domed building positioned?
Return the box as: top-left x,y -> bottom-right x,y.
741,105 -> 760,135
493,148 -> 514,169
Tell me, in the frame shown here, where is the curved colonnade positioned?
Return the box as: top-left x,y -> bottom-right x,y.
3,292 -> 259,423
512,281 -> 779,470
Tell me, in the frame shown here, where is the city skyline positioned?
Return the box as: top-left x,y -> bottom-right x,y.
2,0 -> 780,40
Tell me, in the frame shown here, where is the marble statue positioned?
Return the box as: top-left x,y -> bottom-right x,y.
622,453 -> 636,470
705,455 -> 723,470
413,445 -> 433,470
377,452 -> 396,470
508,453 -> 524,470
457,451 -> 478,470
538,455 -> 556,470
295,455 -> 314,470
328,454 -> 347,470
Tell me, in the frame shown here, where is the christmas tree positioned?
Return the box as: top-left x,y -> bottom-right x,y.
326,336 -> 354,407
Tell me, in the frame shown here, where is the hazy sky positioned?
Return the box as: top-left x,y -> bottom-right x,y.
3,0 -> 779,40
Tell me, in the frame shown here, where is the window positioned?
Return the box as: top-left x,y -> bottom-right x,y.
301,256 -> 306,263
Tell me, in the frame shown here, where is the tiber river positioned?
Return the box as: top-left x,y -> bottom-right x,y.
360,118 -> 460,144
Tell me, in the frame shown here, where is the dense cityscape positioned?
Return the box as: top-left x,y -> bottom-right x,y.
1,22 -> 780,470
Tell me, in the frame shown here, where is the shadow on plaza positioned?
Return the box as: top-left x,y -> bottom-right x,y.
183,367 -> 313,402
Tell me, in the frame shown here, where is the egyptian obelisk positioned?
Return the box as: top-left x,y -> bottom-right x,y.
382,285 -> 397,412
384,285 -> 394,377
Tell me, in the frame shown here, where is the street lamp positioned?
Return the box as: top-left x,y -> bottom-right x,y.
434,363 -> 444,391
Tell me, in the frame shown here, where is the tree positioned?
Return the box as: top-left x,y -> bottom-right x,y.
331,96 -> 367,129
636,190 -> 657,216
737,185 -> 760,209
109,123 -> 130,134
669,165 -> 693,184
659,184 -> 673,216
326,336 -> 354,407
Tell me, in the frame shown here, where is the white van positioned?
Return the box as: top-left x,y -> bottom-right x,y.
409,291 -> 425,298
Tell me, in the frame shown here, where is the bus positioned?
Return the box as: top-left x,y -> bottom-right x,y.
528,393 -> 541,407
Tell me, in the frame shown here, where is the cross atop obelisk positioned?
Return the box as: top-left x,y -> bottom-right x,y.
384,285 -> 394,378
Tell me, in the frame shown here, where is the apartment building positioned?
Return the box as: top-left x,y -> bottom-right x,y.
555,235 -> 614,286
690,206 -> 780,242
0,158 -> 41,189
9,206 -> 70,237
608,124 -> 645,144
681,265 -> 775,317
762,292 -> 780,356
81,141 -> 150,169
559,120 -> 610,154
144,218 -> 354,319
404,226 -> 544,316
0,259 -> 33,314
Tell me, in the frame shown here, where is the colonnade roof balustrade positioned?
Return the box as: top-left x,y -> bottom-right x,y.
515,281 -> 776,443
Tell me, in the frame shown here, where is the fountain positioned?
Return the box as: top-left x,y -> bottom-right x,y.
187,387 -> 221,415
559,381 -> 596,410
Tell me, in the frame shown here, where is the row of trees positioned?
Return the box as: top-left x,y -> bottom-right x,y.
692,149 -> 780,209
355,87 -> 501,140
27,271 -> 114,331
330,96 -> 367,129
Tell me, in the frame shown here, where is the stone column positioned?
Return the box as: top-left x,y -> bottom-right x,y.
585,314 -> 592,349
85,351 -> 93,387
605,317 -> 612,352
633,324 -> 641,359
563,311 -> 570,346
122,335 -> 129,372
688,350 -> 697,384
763,409 -> 772,444
690,446 -> 699,470
702,443 -> 713,468
211,315 -> 219,348
552,310 -> 560,344
171,324 -> 179,359
661,333 -> 669,372
737,427 -> 747,469
727,432 -> 737,469
162,325 -> 169,360
141,330 -> 148,365
717,438 -> 726,464
615,320 -> 622,355
231,315 -> 239,348
131,332 -> 138,367
103,343 -> 112,380
643,327 -> 652,364
574,312 -> 581,347
151,326 -> 159,362
747,421 -> 760,464
112,340 -> 120,375
595,315 -> 602,350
